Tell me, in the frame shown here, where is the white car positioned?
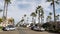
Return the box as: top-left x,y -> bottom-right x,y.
33,26 -> 40,31
31,26 -> 45,31
3,25 -> 16,31
41,28 -> 45,31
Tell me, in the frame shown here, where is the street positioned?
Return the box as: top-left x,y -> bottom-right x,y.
18,27 -> 59,34
0,30 -> 19,34
0,27 -> 59,34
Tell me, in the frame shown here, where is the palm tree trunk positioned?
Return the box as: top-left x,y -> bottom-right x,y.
6,3 -> 8,20
38,12 -> 41,30
33,17 -> 35,25
53,0 -> 56,22
41,16 -> 43,24
38,11 -> 40,24
52,0 -> 57,30
34,17 -> 36,25
41,16 -> 42,24
38,15 -> 40,24
32,17 -> 34,23
27,17 -> 28,23
3,1 -> 6,21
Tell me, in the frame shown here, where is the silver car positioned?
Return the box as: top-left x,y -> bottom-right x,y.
3,25 -> 16,31
33,26 -> 45,31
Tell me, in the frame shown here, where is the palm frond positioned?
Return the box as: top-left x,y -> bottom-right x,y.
50,2 -> 53,5
49,12 -> 52,15
5,0 -> 11,4
24,14 -> 26,17
30,12 -> 37,17
57,14 -> 60,16
0,9 -> 3,12
46,0 -> 52,2
55,1 -> 59,4
37,6 -> 41,9
35,9 -> 37,13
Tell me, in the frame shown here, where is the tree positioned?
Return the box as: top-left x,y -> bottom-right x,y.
24,14 -> 26,17
46,16 -> 52,22
47,0 -> 59,21
42,23 -> 51,30
40,9 -> 44,24
0,18 -> 3,23
46,12 -> 52,22
46,0 -> 60,28
20,17 -> 24,22
49,12 -> 52,16
57,14 -> 60,20
30,12 -> 37,25
55,14 -> 60,21
3,0 -> 11,20
8,17 -> 14,25
27,17 -> 29,23
0,9 -> 3,12
24,14 -> 26,24
36,6 -> 44,24
20,19 -> 24,23
16,17 -> 24,27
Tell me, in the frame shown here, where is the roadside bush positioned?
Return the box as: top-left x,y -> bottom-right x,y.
0,26 -> 3,30
42,23 -> 51,29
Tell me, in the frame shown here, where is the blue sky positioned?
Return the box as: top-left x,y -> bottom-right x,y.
0,0 -> 60,24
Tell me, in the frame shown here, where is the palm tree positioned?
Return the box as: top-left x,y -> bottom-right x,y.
36,6 -> 44,24
24,14 -> 26,17
30,12 -> 37,25
20,17 -> 24,25
0,18 -> 3,23
47,0 -> 59,22
40,9 -> 44,24
0,9 -> 3,12
46,12 -> 52,22
49,12 -> 52,16
3,0 -> 11,20
46,16 -> 51,22
8,17 -> 14,25
27,17 -> 29,23
47,0 -> 60,30
24,14 -> 26,23
16,17 -> 24,27
57,14 -> 60,20
49,12 -> 52,21
20,19 -> 24,23
55,14 -> 60,21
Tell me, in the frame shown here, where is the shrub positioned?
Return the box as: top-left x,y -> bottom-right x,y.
0,26 -> 3,30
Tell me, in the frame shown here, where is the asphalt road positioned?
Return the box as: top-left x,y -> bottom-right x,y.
0,27 -> 59,34
17,27 -> 60,34
0,31 -> 19,34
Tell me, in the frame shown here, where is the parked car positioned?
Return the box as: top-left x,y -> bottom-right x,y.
31,26 -> 35,30
33,26 -> 40,31
41,28 -> 45,31
2,25 -> 16,31
31,26 -> 45,31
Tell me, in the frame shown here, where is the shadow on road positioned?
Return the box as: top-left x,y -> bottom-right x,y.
47,31 -> 60,34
